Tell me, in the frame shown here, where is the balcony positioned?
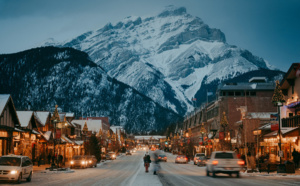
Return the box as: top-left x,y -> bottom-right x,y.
282,115 -> 300,127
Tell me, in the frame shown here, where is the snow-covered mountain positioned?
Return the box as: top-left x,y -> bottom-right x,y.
0,47 -> 181,134
45,6 -> 281,115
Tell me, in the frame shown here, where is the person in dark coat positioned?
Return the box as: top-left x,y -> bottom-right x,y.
143,152 -> 151,173
292,149 -> 299,168
47,154 -> 51,165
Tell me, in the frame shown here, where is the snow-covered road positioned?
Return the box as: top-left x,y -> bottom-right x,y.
158,151 -> 300,186
1,150 -> 300,185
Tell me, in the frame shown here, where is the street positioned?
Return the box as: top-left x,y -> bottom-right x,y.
1,150 -> 300,186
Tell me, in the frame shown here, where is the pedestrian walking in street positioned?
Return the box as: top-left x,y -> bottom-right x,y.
153,151 -> 160,175
143,152 -> 151,173
47,154 -> 51,165
292,149 -> 299,168
37,154 -> 41,167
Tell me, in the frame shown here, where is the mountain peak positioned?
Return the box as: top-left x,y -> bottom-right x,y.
158,6 -> 187,17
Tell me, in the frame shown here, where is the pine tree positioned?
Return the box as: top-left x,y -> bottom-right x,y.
220,112 -> 229,130
272,80 -> 285,105
89,134 -> 101,162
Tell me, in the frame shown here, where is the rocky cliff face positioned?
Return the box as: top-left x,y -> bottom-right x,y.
44,6 -> 281,115
0,46 -> 181,134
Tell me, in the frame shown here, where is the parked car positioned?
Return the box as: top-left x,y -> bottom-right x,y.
193,153 -> 205,165
0,154 -> 33,183
206,151 -> 244,178
175,155 -> 188,164
106,152 -> 116,160
85,155 -> 97,168
126,150 -> 132,155
70,155 -> 88,169
196,156 -> 207,166
158,154 -> 167,162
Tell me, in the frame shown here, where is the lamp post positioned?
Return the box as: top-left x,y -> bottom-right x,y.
200,123 -> 206,153
253,129 -> 261,170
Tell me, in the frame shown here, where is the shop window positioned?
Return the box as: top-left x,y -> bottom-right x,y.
289,113 -> 293,117
222,91 -> 226,96
228,92 -> 234,96
235,92 -> 242,96
250,92 -> 256,96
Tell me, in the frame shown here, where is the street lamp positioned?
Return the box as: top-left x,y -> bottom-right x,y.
253,129 -> 261,170
200,123 -> 206,153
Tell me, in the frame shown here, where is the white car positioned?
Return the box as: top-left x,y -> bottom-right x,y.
206,151 -> 244,178
193,153 -> 205,165
0,154 -> 33,183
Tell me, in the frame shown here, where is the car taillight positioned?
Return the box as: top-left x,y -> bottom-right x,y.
212,160 -> 218,165
238,160 -> 244,165
185,158 -> 188,161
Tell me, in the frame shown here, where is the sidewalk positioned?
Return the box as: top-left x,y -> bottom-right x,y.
241,168 -> 300,178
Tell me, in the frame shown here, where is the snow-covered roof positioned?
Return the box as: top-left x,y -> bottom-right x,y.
258,123 -> 271,130
247,112 -> 277,119
66,113 -> 74,117
17,111 -> 33,127
135,136 -> 166,140
110,126 -> 124,134
219,82 -> 275,91
34,111 -> 50,126
61,135 -> 74,144
43,131 -> 52,141
72,119 -> 102,133
75,141 -> 84,145
32,130 -> 40,135
0,94 -> 10,116
264,127 -> 298,137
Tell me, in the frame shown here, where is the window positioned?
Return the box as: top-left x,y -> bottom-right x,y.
235,92 -> 241,96
228,92 -> 234,96
215,153 -> 234,159
250,92 -> 256,96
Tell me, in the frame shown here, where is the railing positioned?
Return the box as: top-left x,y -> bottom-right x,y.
282,115 -> 300,127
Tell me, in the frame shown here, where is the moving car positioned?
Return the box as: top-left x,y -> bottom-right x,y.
85,155 -> 97,168
158,154 -> 167,162
126,150 -> 132,155
175,155 -> 188,164
0,154 -> 33,183
193,153 -> 205,165
196,156 -> 207,166
70,155 -> 88,169
106,152 -> 116,160
206,151 -> 244,178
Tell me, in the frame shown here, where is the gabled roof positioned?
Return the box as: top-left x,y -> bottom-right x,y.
280,63 -> 300,89
34,111 -> 50,126
0,94 -> 10,116
16,111 -> 34,127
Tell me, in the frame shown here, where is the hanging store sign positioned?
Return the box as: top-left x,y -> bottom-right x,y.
219,132 -> 224,140
55,129 -> 61,139
271,123 -> 279,131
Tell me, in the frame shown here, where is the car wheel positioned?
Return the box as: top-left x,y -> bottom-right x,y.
94,164 -> 97,167
16,173 -> 22,184
206,169 -> 210,176
212,171 -> 216,177
194,162 -> 196,165
236,172 -> 240,178
26,172 -> 32,182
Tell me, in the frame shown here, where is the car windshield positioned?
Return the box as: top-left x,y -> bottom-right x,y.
73,156 -> 84,160
196,154 -> 205,157
215,153 -> 234,159
0,157 -> 21,166
159,155 -> 166,157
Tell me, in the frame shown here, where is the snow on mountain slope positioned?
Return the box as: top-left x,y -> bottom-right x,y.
45,5 -> 278,115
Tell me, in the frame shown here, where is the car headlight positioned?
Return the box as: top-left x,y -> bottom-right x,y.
112,155 -> 115,157
81,161 -> 85,164
89,160 -> 92,163
10,170 -> 18,175
71,161 -> 74,164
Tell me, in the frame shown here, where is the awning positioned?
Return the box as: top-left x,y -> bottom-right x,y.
32,130 -> 41,135
43,131 -> 52,141
258,123 -> 271,130
14,128 -> 25,132
74,141 -> 84,146
61,135 -> 74,144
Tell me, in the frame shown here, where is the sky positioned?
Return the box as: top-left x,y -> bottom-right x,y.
0,0 -> 299,71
